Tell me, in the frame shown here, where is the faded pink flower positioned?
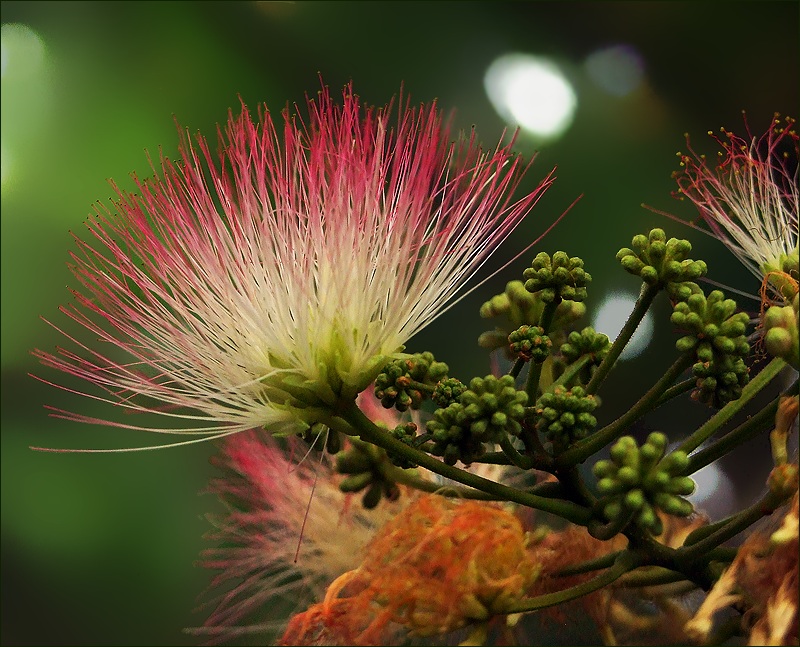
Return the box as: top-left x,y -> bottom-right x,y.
672,113 -> 798,283
35,83 -> 554,448
194,427 -> 409,643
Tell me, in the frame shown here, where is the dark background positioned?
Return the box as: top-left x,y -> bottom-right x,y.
2,2 -> 798,645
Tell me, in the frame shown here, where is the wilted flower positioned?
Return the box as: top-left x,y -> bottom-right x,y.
35,84 -> 554,446
673,113 -> 798,293
686,492 -> 799,646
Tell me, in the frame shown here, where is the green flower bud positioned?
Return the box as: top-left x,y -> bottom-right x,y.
618,228 -> 707,293
559,326 -> 611,385
523,251 -> 592,303
592,433 -> 695,536
336,450 -> 374,475
374,352 -> 449,411
339,471 -> 374,493
672,287 -> 751,407
624,489 -> 645,511
508,325 -> 552,363
534,385 -> 598,452
593,459 -> 615,478
617,466 -> 639,487
479,280 -> 586,357
597,477 -> 621,495
361,482 -> 383,509
637,507 -> 661,535
432,377 -> 467,408
427,375 -> 527,466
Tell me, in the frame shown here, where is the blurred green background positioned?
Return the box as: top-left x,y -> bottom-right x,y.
1,2 -> 797,645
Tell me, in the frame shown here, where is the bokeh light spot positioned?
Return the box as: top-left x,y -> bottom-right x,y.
1,23 -> 49,195
687,461 -> 735,520
592,292 -> 654,360
584,44 -> 645,97
484,53 -> 577,141
1,23 -> 46,79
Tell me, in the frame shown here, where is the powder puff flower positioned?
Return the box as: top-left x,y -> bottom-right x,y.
34,84 -> 555,447
672,113 -> 798,291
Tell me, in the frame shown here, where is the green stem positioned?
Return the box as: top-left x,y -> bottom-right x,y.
558,353 -> 693,467
525,361 -> 544,402
469,451 -> 513,465
588,507 -> 636,541
655,377 -> 696,407
677,489 -> 786,565
677,357 -> 787,455
509,357 -> 526,379
619,566 -> 696,588
555,550 -> 622,576
380,463 -> 498,500
705,547 -> 738,563
529,481 -> 566,498
499,435 -> 534,469
539,299 -> 560,333
339,402 -> 593,525
525,301 -> 560,400
617,566 -> 690,588
548,355 -> 592,392
587,283 -> 659,395
520,422 -> 551,468
505,552 -> 640,614
405,379 -> 435,393
685,397 -> 780,475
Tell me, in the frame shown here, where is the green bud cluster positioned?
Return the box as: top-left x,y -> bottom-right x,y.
478,280 -> 585,356
432,377 -> 467,408
508,325 -> 552,363
593,432 -> 695,536
336,441 -> 400,509
559,327 -> 611,385
389,422 -> 422,469
672,289 -> 750,407
533,385 -> 598,450
763,294 -> 799,370
426,375 -> 528,465
374,352 -> 448,411
617,228 -> 706,290
523,252 -> 591,303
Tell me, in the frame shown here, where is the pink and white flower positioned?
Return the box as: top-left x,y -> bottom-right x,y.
672,113 -> 798,283
34,84 -> 555,447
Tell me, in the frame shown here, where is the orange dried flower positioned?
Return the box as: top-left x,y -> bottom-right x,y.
280,494 -> 539,645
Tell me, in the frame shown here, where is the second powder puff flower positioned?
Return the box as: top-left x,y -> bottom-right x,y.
672,114 -> 798,292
